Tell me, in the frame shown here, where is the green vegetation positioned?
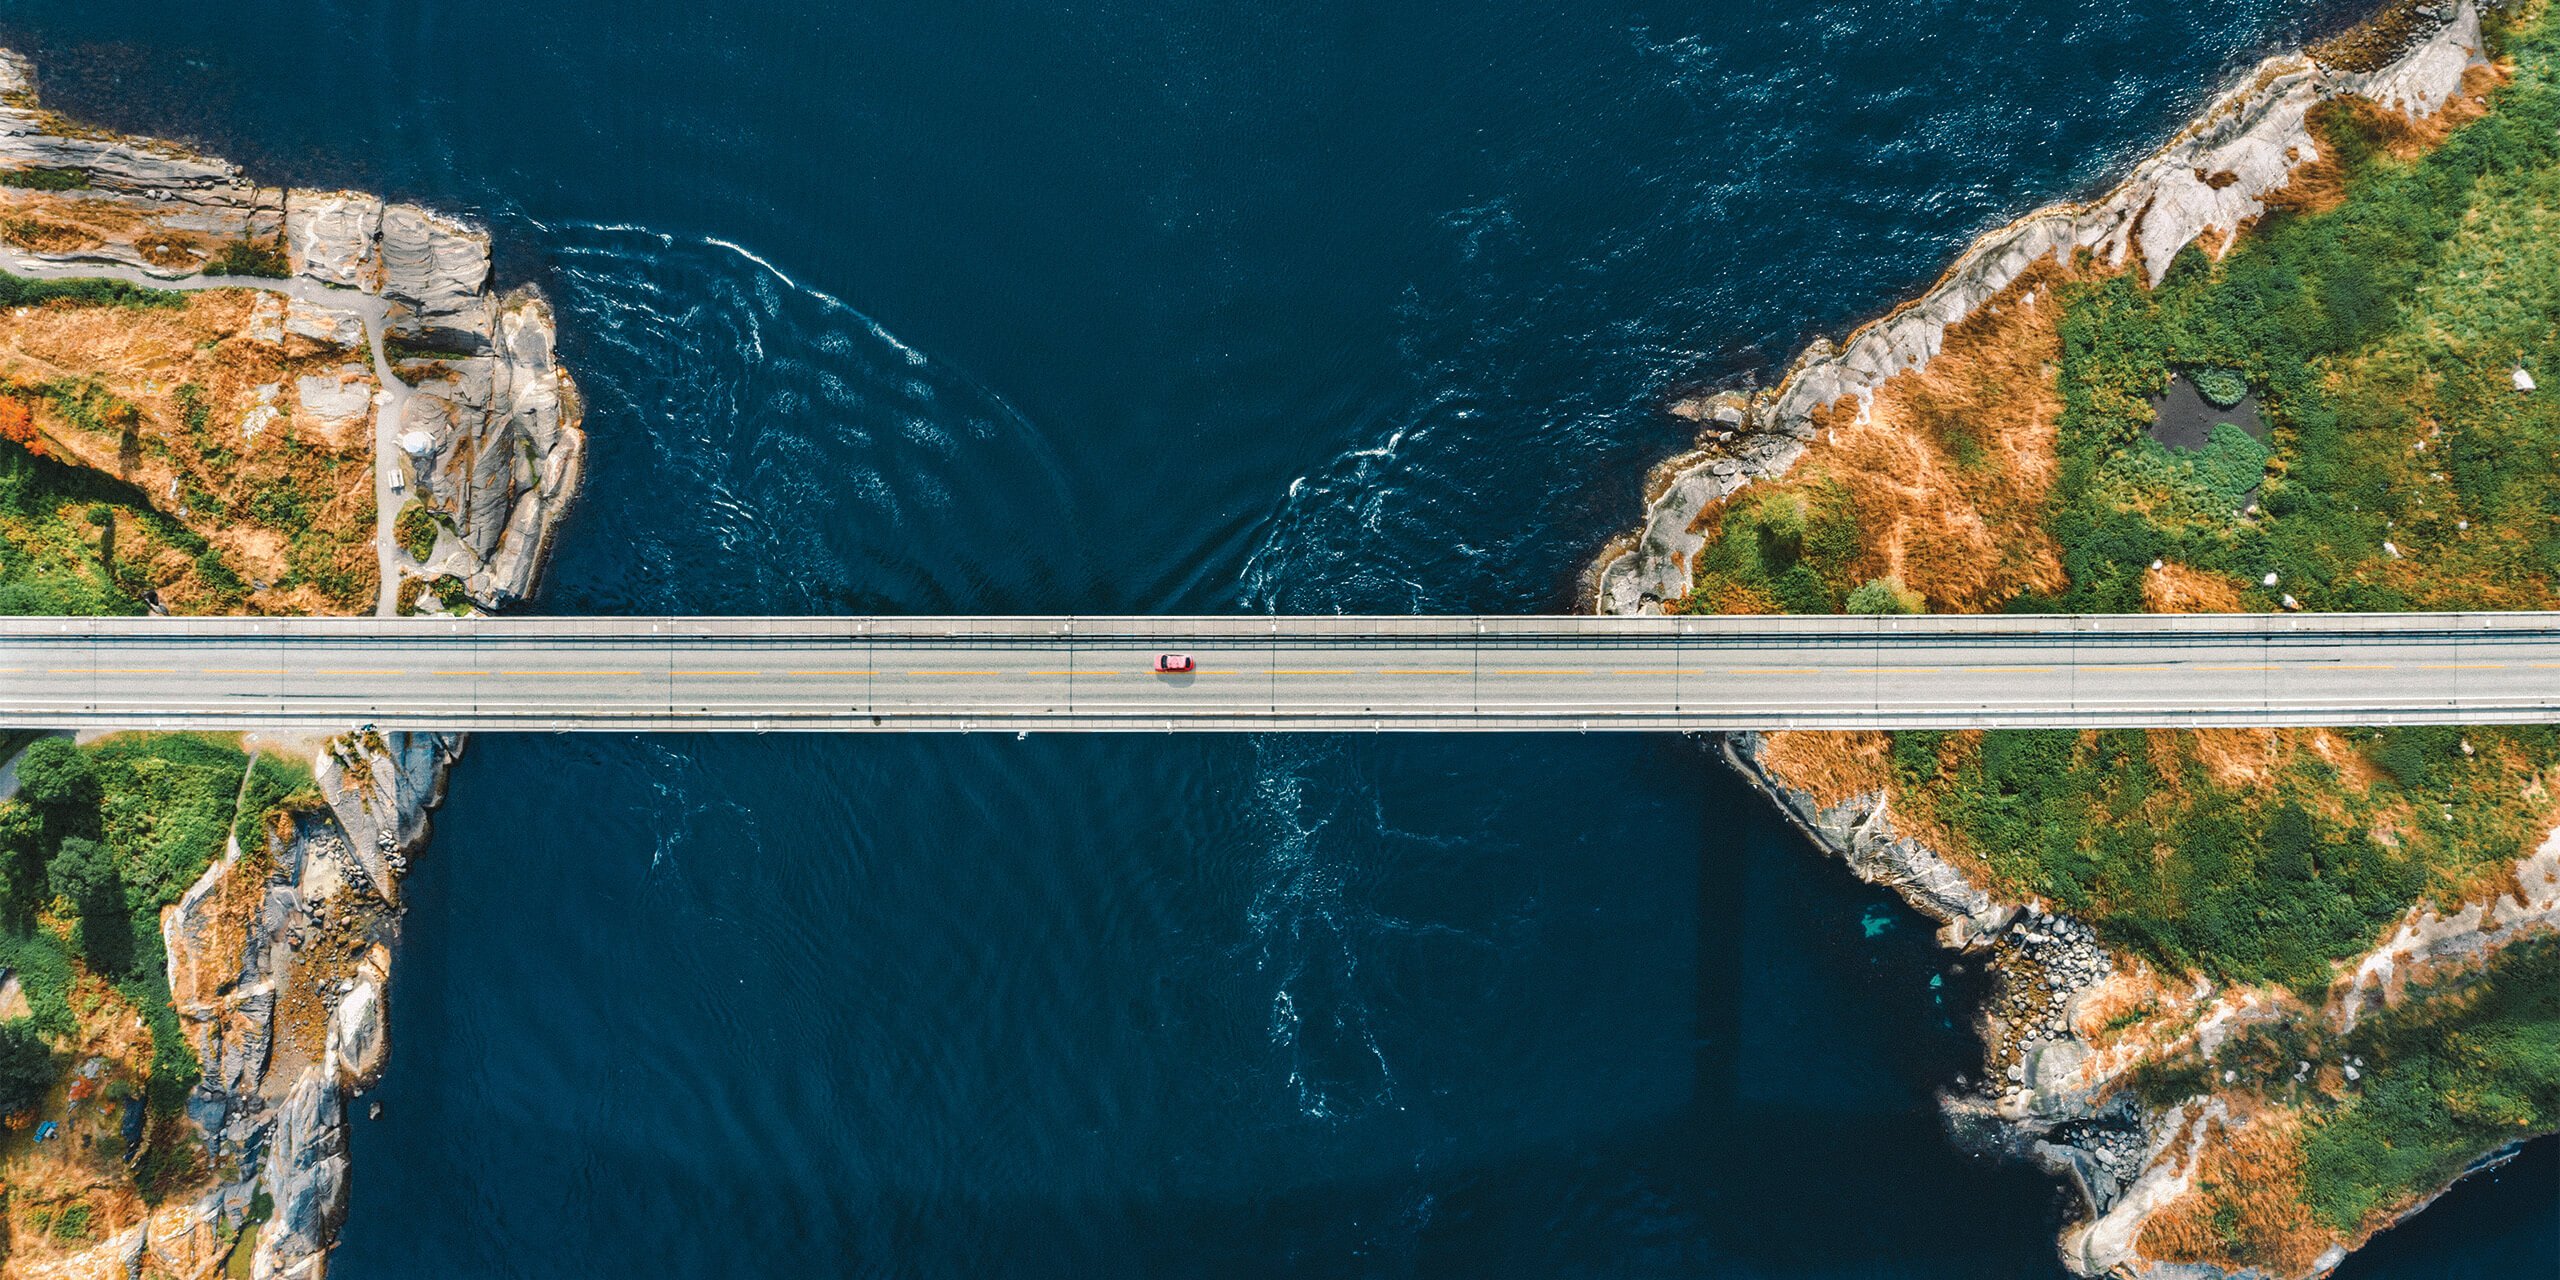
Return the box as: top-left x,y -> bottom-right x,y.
2302,937 -> 2560,1232
204,237 -> 289,279
2189,366 -> 2250,408
235,752 -> 317,848
1650,70 -> 2560,1259
394,500 -> 440,562
0,167 -> 89,192
0,269 -> 183,312
1679,484 -> 1862,614
384,335 -> 479,363
1845,575 -> 1924,614
90,734 -> 252,910
1891,725 -> 2554,992
48,1201 -> 91,1242
0,432 -> 252,614
2033,7 -> 2560,613
1684,7 -> 2560,993
0,1021 -> 56,1114
428,573 -> 472,613
0,734 -> 267,1119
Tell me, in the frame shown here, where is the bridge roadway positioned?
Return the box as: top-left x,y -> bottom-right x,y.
1,613 -> 2556,733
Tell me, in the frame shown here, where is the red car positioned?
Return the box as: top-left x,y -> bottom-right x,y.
1153,653 -> 1195,674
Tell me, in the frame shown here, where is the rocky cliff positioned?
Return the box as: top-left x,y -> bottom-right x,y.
0,45 -> 574,1279
162,732 -> 447,1280
0,50 -> 582,607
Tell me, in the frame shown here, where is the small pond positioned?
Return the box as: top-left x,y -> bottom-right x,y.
2148,372 -> 2266,450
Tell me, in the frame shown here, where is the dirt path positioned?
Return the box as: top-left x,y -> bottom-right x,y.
0,253 -> 415,615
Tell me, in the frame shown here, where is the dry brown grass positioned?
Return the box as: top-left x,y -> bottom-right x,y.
2188,729 -> 2283,790
1792,262 -> 2076,610
0,288 -> 379,613
2141,562 -> 2249,613
0,927 -> 219,1276
1767,729 -> 1994,880
0,190 -> 215,274
2265,62 -> 2511,217
2136,1109 -> 2335,1274
1757,731 -> 1893,809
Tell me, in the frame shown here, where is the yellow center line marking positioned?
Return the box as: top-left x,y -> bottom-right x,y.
2419,663 -> 2504,670
906,670 -> 1007,676
1028,669 -> 1126,676
1964,665 -> 2053,673
54,667 -> 172,674
1727,667 -> 1818,675
2093,665 -> 2174,671
2197,664 -> 2278,672
499,669 -> 644,677
207,667 -> 287,675
1609,668 -> 1685,676
1274,668 -> 1361,675
1498,668 -> 1593,675
319,668 -> 406,676
2332,664 -> 2398,670
676,670 -> 764,677
1383,668 -> 1472,675
1842,666 -> 1942,675
787,670 -> 870,676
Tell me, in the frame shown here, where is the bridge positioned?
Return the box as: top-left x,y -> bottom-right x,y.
2,612 -> 2555,733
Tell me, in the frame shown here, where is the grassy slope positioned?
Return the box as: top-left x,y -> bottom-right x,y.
1672,2 -> 2560,1248
0,279 -> 354,1235
0,273 -> 378,616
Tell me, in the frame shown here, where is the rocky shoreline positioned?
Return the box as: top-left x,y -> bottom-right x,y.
1595,2 -> 2486,617
0,48 -> 581,1279
1599,5 -> 2554,1277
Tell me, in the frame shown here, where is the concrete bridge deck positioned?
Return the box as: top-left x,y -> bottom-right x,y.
0,613 -> 2554,733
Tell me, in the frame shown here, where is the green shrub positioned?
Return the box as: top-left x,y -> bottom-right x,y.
0,1020 -> 57,1113
2304,937 -> 2560,1231
1845,576 -> 1924,614
205,238 -> 289,279
0,167 -> 88,191
49,1201 -> 91,1242
2190,366 -> 2250,407
0,270 -> 183,311
89,734 -> 249,909
394,501 -> 440,562
429,575 -> 473,613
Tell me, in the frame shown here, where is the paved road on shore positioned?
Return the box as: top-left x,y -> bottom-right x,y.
2,613 -> 2556,732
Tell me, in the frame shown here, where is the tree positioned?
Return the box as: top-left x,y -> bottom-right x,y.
0,799 -> 40,910
0,1021 -> 55,1115
46,836 -> 116,909
47,837 -> 132,975
13,737 -> 97,812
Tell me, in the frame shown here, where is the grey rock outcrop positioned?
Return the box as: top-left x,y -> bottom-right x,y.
256,1072 -> 349,1280
0,51 -> 585,607
166,733 -> 454,1280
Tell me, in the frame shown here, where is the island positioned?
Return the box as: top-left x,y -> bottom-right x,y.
1595,1 -> 2557,1275
0,47 -> 580,1278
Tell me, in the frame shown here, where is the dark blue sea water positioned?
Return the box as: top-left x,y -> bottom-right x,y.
1,0 -> 2551,1275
